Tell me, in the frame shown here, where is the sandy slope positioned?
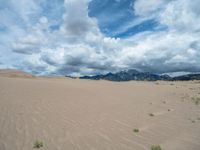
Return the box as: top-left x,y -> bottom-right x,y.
0,69 -> 35,78
0,74 -> 200,150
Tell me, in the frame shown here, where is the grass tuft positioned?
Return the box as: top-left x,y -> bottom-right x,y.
133,129 -> 139,133
151,145 -> 162,150
33,141 -> 43,149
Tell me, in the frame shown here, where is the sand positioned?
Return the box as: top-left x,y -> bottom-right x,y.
0,69 -> 35,78
0,70 -> 200,150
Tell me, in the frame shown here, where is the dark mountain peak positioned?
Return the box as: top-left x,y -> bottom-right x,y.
80,69 -> 162,81
79,69 -> 200,81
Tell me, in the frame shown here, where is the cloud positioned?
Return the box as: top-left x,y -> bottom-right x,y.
61,0 -> 100,39
11,16 -> 49,54
0,0 -> 200,76
120,30 -> 200,73
160,0 -> 200,32
12,36 -> 42,54
134,0 -> 165,16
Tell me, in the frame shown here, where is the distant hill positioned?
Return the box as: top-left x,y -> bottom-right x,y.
172,74 -> 200,81
0,69 -> 35,78
80,69 -> 200,81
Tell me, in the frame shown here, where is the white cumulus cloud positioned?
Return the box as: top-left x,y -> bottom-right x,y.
0,0 -> 200,76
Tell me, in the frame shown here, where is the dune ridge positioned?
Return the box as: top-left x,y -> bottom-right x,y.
0,69 -> 35,78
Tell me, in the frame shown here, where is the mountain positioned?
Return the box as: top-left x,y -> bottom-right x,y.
80,69 -> 200,81
172,74 -> 200,81
80,69 -> 171,81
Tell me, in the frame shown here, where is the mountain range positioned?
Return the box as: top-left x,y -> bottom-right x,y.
79,69 -> 200,81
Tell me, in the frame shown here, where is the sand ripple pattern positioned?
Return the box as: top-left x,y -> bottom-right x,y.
0,77 -> 200,150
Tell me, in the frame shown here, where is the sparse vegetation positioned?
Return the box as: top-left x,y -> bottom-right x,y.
151,145 -> 162,150
33,141 -> 43,149
149,113 -> 155,117
191,97 -> 200,105
133,129 -> 139,133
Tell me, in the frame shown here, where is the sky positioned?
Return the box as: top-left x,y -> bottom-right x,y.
0,0 -> 200,76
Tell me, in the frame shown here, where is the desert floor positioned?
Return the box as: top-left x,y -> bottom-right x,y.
0,72 -> 200,150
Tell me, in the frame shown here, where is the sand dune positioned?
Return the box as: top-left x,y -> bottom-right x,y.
0,73 -> 200,150
0,69 -> 35,78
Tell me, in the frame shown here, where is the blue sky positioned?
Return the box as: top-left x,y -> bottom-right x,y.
0,0 -> 200,76
88,0 -> 160,37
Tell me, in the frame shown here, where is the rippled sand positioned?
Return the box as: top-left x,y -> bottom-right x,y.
0,71 -> 200,150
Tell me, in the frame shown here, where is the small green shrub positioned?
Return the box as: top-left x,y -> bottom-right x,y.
133,129 -> 139,133
33,141 -> 43,149
151,145 -> 162,150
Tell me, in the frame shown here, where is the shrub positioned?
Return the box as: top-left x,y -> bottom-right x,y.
151,145 -> 162,150
33,141 -> 43,149
133,129 -> 139,133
